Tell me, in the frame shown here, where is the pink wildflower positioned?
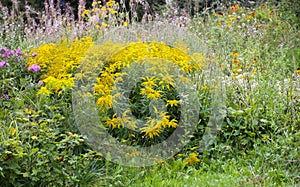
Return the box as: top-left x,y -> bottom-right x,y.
32,52 -> 37,57
4,50 -> 14,58
0,61 -> 8,67
37,80 -> 43,85
15,48 -> 23,56
28,64 -> 41,72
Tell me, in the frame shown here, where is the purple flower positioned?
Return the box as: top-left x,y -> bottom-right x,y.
0,47 -> 6,53
4,94 -> 9,100
28,64 -> 41,72
0,47 -> 6,57
0,94 -> 9,100
37,80 -> 43,85
0,60 -> 8,67
32,52 -> 37,57
15,48 -> 23,57
4,50 -> 14,58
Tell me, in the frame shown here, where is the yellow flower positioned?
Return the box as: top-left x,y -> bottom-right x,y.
96,95 -> 112,107
183,65 -> 193,73
247,15 -> 253,19
167,119 -> 178,128
37,86 -> 51,96
166,100 -> 180,107
262,135 -> 270,140
108,41 -> 200,75
229,15 -> 236,21
230,52 -> 239,56
226,20 -> 232,26
230,4 -> 242,12
140,120 -> 162,138
28,36 -> 93,94
185,152 -> 200,165
123,22 -> 128,26
253,58 -> 258,63
140,87 -> 155,95
31,136 -> 38,140
106,0 -> 114,7
146,90 -> 162,99
92,2 -> 98,7
105,116 -> 121,129
155,113 -> 170,128
232,58 -> 240,64
141,76 -> 158,87
102,22 -> 109,27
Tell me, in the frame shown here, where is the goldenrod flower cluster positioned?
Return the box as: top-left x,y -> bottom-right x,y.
28,37 -> 93,95
28,37 -> 205,143
184,152 -> 200,165
93,41 -> 202,140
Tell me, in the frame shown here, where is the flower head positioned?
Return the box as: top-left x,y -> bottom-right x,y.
15,48 -> 23,57
37,80 -> 43,85
28,64 -> 41,72
1,94 -> 9,100
166,99 -> 180,107
37,86 -> 51,96
0,47 -> 6,54
32,52 -> 37,57
230,52 -> 239,56
185,152 -> 200,165
0,61 -> 8,67
4,50 -> 14,58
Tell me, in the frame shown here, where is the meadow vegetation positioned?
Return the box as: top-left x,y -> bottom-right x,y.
0,0 -> 299,186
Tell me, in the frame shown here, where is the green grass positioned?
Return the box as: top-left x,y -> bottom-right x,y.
97,156 -> 298,186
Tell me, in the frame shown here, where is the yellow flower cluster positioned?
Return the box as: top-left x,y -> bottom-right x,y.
28,36 -> 93,95
140,112 -> 178,138
94,41 -> 201,105
82,0 -> 118,18
184,152 -> 200,165
81,0 -> 127,27
29,37 -> 205,141
108,41 -> 201,73
93,41 -> 204,139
